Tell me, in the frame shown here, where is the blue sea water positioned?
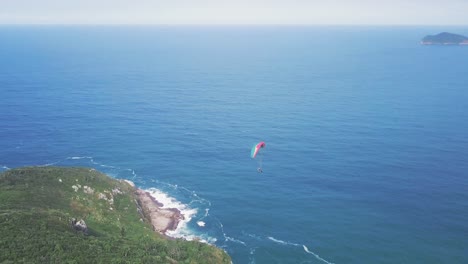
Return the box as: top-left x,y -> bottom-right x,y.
1,25 -> 468,264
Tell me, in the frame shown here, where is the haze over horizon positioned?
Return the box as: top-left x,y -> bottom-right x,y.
1,0 -> 467,25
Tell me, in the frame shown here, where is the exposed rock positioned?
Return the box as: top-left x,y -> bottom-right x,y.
83,185 -> 94,194
71,218 -> 88,234
98,192 -> 114,205
112,187 -> 123,195
98,193 -> 107,200
135,189 -> 184,234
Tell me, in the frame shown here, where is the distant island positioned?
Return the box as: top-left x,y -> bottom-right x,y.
0,167 -> 231,263
421,32 -> 468,45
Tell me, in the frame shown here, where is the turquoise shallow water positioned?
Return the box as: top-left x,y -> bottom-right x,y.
1,26 -> 468,263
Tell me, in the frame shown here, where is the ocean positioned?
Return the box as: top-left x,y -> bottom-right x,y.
1,25 -> 468,264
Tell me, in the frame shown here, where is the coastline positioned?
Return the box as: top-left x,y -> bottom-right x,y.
134,188 -> 185,235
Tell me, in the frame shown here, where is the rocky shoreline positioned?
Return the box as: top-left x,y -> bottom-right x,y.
135,189 -> 184,235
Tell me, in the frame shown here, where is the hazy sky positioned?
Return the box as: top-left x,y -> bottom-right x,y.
1,0 -> 467,25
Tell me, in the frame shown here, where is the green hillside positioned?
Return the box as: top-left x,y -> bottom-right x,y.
0,167 -> 231,264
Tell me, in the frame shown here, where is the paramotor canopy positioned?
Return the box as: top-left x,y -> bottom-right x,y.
251,141 -> 266,158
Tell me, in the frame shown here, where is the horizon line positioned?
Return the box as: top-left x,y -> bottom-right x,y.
1,23 -> 468,27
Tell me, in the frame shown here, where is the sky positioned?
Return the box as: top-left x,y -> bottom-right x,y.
0,0 -> 467,25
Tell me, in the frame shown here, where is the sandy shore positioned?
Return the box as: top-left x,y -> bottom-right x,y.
135,189 -> 184,235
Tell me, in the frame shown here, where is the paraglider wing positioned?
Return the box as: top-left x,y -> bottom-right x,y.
250,145 -> 258,158
250,141 -> 266,158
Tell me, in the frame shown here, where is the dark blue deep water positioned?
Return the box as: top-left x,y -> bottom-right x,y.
1,26 -> 468,264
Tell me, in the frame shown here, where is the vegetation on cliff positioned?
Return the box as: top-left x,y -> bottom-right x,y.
0,167 -> 230,264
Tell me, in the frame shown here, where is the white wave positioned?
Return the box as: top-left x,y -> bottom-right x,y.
99,164 -> 118,169
268,236 -> 300,246
200,236 -> 218,244
190,195 -> 212,207
196,208 -> 210,224
147,188 -> 191,209
217,220 -> 246,246
208,237 -> 218,243
127,169 -> 137,180
146,188 -> 199,240
249,248 -> 257,264
268,236 -> 334,264
225,236 -> 246,246
244,232 -> 262,241
67,156 -> 93,160
152,180 -> 212,208
197,221 -> 205,227
303,245 -> 335,264
166,225 -> 217,245
65,156 -> 101,168
65,157 -> 126,174
1,165 -> 10,171
38,161 -> 60,167
268,236 -> 287,245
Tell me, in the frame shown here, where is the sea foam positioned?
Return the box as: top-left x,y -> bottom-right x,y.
268,236 -> 334,264
146,188 -> 199,240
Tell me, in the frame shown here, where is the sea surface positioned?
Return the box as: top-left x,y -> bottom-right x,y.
1,25 -> 468,264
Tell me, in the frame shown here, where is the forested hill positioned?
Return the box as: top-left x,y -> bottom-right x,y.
0,167 -> 231,264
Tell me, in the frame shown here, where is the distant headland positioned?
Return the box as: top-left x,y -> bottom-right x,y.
421,32 -> 468,45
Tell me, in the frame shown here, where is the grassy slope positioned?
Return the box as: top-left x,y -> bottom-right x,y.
0,167 -> 231,264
